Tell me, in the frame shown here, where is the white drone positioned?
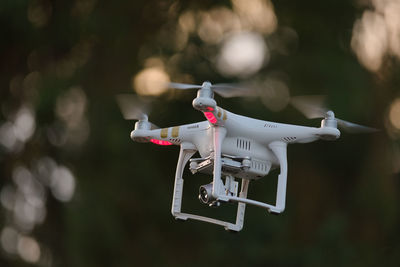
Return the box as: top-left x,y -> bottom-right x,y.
117,81 -> 377,232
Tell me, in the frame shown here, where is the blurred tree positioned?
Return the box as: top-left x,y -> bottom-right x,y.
1,0 -> 399,267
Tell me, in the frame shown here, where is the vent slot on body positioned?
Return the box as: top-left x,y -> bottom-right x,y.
236,138 -> 251,150
282,136 -> 297,142
251,160 -> 267,171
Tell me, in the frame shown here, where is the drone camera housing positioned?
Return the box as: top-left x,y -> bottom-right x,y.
199,183 -> 215,204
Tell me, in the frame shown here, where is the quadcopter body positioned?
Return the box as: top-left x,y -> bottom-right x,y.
124,81 -> 374,232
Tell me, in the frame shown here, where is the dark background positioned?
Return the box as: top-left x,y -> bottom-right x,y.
1,0 -> 399,266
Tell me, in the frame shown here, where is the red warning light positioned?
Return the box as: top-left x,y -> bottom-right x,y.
150,139 -> 173,146
204,112 -> 217,124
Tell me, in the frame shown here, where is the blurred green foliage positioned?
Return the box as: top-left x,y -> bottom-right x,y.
1,0 -> 399,267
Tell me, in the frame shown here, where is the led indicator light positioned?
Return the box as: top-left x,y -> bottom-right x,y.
204,112 -> 217,124
150,139 -> 173,145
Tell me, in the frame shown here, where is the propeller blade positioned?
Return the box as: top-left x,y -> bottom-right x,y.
336,118 -> 379,134
115,94 -> 150,121
290,95 -> 378,134
211,84 -> 259,98
167,82 -> 202,90
290,95 -> 328,119
168,81 -> 258,97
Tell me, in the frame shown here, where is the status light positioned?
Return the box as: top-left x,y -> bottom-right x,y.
204,112 -> 217,124
150,139 -> 173,145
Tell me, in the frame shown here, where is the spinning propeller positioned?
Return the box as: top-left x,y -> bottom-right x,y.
116,81 -> 256,123
168,81 -> 258,98
115,94 -> 159,129
117,83 -> 378,134
290,95 -> 378,134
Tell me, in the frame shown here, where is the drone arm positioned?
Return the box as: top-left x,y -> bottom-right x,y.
212,126 -> 227,199
268,141 -> 288,213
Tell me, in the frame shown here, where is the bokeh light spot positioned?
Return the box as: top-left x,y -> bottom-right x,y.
197,8 -> 241,45
50,166 -> 76,202
133,66 -> 170,96
0,122 -> 18,150
52,87 -> 90,147
231,0 -> 277,34
351,0 -> 400,72
383,0 -> 400,58
14,106 -> 36,143
216,32 -> 268,78
178,11 -> 196,34
389,98 -> 400,130
56,87 -> 87,129
351,11 -> 387,72
259,78 -> 290,112
17,236 -> 41,263
27,0 -> 52,28
1,227 -> 19,254
0,185 -> 16,211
